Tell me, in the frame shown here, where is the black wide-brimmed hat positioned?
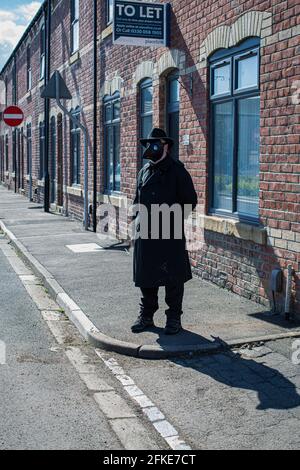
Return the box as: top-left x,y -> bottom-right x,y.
140,128 -> 174,148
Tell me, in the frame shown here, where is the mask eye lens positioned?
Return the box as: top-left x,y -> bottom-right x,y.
153,145 -> 159,151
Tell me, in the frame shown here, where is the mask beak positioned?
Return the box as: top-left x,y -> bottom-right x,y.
143,143 -> 153,160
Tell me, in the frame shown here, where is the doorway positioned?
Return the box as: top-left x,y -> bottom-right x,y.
56,114 -> 63,207
50,116 -> 56,204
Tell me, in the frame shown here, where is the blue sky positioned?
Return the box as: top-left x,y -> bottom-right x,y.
0,1 -> 42,70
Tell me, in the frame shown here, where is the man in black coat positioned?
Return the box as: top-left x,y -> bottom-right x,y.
132,128 -> 198,335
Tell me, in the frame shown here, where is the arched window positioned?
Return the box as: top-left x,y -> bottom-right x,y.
104,92 -> 121,192
167,70 -> 180,159
70,107 -> 81,185
12,130 -> 16,174
20,128 -> 24,190
0,136 -> 4,181
26,123 -> 32,176
5,135 -> 9,172
139,78 -> 153,163
209,37 -> 260,222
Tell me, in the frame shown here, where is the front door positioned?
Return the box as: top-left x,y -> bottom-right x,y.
50,116 -> 56,204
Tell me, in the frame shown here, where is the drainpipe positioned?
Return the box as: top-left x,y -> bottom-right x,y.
93,0 -> 98,232
13,55 -> 17,194
44,0 -> 51,213
285,265 -> 294,321
29,128 -> 33,202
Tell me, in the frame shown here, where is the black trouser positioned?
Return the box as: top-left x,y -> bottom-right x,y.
140,283 -> 184,320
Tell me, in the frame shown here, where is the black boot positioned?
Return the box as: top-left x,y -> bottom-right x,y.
131,314 -> 155,333
165,316 -> 182,335
164,283 -> 184,335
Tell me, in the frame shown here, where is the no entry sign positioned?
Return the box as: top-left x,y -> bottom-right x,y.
3,106 -> 24,127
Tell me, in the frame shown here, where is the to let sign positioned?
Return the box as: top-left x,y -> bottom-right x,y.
3,106 -> 24,127
113,0 -> 170,47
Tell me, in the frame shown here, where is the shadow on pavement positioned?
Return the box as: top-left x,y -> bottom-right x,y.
171,345 -> 300,411
101,242 -> 130,252
133,326 -> 214,348
249,312 -> 300,329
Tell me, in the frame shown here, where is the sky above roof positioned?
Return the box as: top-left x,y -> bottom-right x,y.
0,1 -> 42,70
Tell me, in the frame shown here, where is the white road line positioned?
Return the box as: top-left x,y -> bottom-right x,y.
96,350 -> 192,451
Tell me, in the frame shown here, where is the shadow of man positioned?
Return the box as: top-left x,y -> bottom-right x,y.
175,351 -> 300,411
155,331 -> 300,411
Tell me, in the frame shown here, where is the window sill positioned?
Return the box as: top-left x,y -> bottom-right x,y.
203,215 -> 267,245
37,179 -> 45,187
69,51 -> 80,65
98,192 -> 126,208
5,171 -> 9,177
101,24 -> 113,41
25,90 -> 32,99
38,78 -> 45,88
67,185 -> 83,197
12,172 -> 16,179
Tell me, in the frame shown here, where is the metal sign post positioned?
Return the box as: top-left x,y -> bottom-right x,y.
41,71 -> 89,230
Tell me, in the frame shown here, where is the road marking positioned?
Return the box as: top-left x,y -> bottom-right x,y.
96,350 -> 192,451
66,243 -> 104,253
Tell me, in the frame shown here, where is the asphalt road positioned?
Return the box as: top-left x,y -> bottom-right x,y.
0,246 -> 121,450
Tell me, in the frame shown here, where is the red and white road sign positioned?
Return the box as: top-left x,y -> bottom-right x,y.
3,106 -> 24,127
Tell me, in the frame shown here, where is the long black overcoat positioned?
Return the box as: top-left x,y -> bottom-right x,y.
133,155 -> 198,288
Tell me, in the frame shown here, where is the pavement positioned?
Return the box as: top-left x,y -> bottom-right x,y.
1,185 -> 300,359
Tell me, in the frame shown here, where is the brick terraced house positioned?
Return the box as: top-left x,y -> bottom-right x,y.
0,0 -> 299,315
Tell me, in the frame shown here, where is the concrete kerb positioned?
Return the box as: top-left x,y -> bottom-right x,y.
88,330 -> 141,358
1,219 -> 300,359
227,331 -> 300,349
137,342 -> 224,360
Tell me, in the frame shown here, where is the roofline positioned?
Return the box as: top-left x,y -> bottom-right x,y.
0,1 -> 46,76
